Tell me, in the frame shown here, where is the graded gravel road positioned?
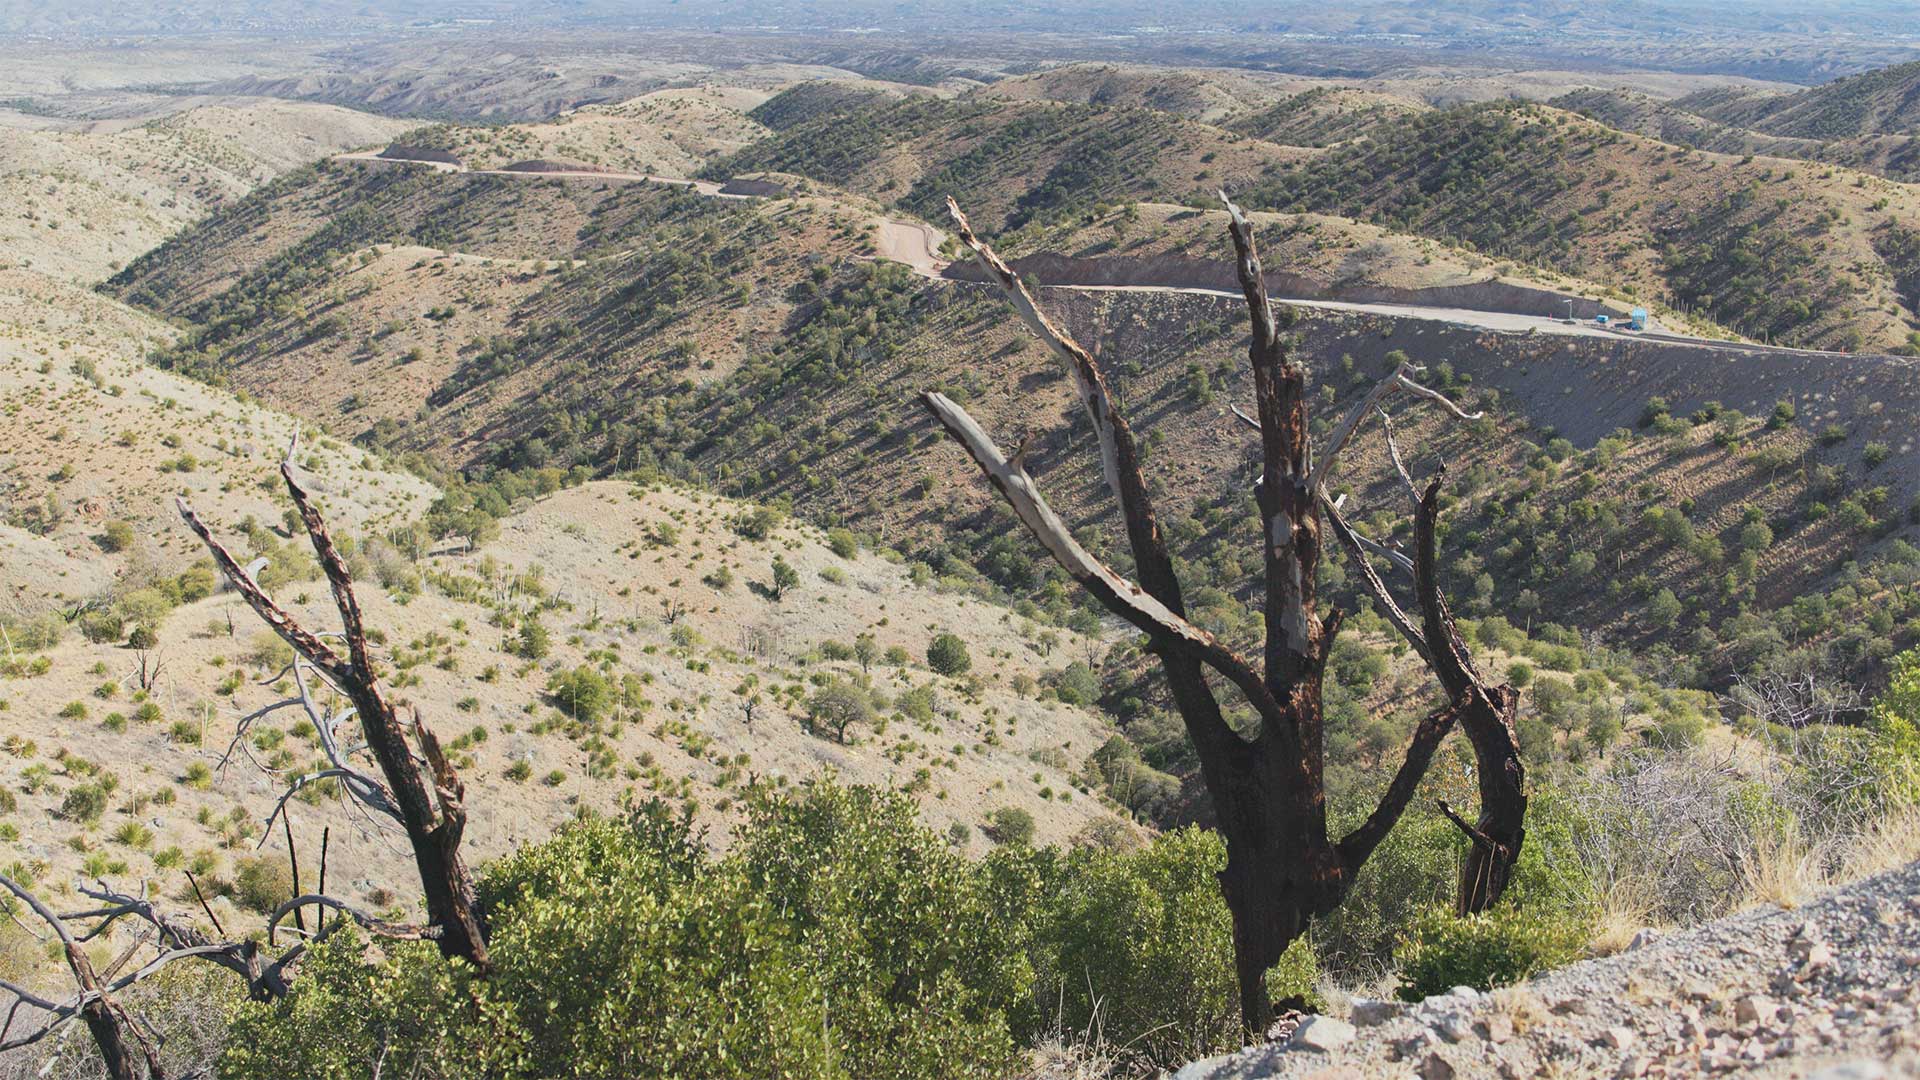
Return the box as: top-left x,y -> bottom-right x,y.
337,150 -> 1881,381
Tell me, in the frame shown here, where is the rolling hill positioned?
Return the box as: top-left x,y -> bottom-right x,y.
95,150 -> 1920,726
702,86 -> 1309,235
0,101 -> 411,284
1242,101 -> 1920,352
1681,59 -> 1920,139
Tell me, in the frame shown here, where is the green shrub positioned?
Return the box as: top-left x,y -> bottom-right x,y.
545,666 -> 614,723
926,632 -> 972,676
1392,902 -> 1588,1001
1048,662 -> 1100,706
222,935 -> 503,1079
513,618 -> 551,661
769,556 -> 800,600
732,784 -> 1032,1079
232,856 -> 295,914
474,811 -> 839,1079
982,806 -> 1036,847
1392,788 -> 1594,999
1033,826 -> 1317,1067
731,506 -> 783,540
78,609 -> 125,644
805,679 -> 873,742
100,519 -> 137,553
59,780 -> 113,823
226,784 -> 1031,1080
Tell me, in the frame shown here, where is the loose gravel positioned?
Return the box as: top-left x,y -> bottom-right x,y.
1175,859 -> 1920,1079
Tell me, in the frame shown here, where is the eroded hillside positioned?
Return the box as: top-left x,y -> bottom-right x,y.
0,478 -> 1129,935
96,151 -> 1920,713
0,101 -> 411,283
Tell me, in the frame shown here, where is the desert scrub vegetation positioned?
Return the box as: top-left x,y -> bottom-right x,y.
215,782 -> 1320,1080
1245,101 -> 1904,350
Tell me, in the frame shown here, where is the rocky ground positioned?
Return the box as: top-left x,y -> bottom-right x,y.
1177,860 -> 1920,1079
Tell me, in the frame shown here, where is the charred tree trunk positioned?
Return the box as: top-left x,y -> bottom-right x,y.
1408,478 -> 1528,915
76,976 -> 144,1076
178,445 -> 491,972
929,196 -> 1525,1038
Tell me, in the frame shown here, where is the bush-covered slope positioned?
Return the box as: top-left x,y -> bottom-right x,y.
1242,101 -> 1920,352
705,88 -> 1304,233
1556,87 -> 1920,185
1684,59 -> 1920,139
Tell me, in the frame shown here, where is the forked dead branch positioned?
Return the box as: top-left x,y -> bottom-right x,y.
0,439 -> 493,1079
925,194 -> 1528,1036
174,436 -> 491,974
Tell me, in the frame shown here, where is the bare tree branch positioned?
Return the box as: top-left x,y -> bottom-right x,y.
1305,363 -> 1481,498
178,452 -> 491,973
922,392 -> 1284,731
267,895 -> 438,946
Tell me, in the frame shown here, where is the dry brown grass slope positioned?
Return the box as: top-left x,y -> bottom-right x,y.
0,480 -> 1130,935
0,101 -> 411,284
0,271 -> 436,617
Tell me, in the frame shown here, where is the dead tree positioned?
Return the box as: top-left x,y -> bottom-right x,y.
926,196 -> 1524,1035
0,875 -> 190,1079
0,871 -> 440,1076
1721,669 -> 1867,730
176,437 -> 491,972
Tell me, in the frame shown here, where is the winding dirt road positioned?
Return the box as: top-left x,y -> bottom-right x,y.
338,148 -> 1886,366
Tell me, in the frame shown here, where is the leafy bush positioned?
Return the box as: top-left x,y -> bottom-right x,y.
731,506 -> 783,540
59,780 -> 113,823
100,519 -> 137,553
231,856 -> 295,914
545,666 -> 614,722
805,679 -> 873,742
1033,826 -> 1317,1067
926,632 -> 972,676
1392,901 -> 1588,1001
982,806 -> 1035,847
226,785 -> 1031,1080
513,618 -> 550,660
1384,785 -> 1593,1000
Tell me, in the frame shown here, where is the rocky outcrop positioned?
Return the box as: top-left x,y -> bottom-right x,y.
1170,859 -> 1920,1079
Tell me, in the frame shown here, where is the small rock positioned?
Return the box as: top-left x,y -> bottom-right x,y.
1735,995 -> 1779,1027
1289,1015 -> 1356,1053
1801,941 -> 1835,972
1418,1051 -> 1456,1080
1394,1029 -> 1438,1059
1614,1055 -> 1650,1079
1349,998 -> 1404,1027
1600,1026 -> 1637,1051
1448,986 -> 1481,1000
1481,1013 -> 1514,1044
1434,1013 -> 1476,1044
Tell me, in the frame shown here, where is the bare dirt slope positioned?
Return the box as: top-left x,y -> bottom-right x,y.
403,85 -> 774,176
1177,856 -> 1920,1079
0,481 -> 1129,939
0,271 -> 436,618
0,101 -> 410,283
